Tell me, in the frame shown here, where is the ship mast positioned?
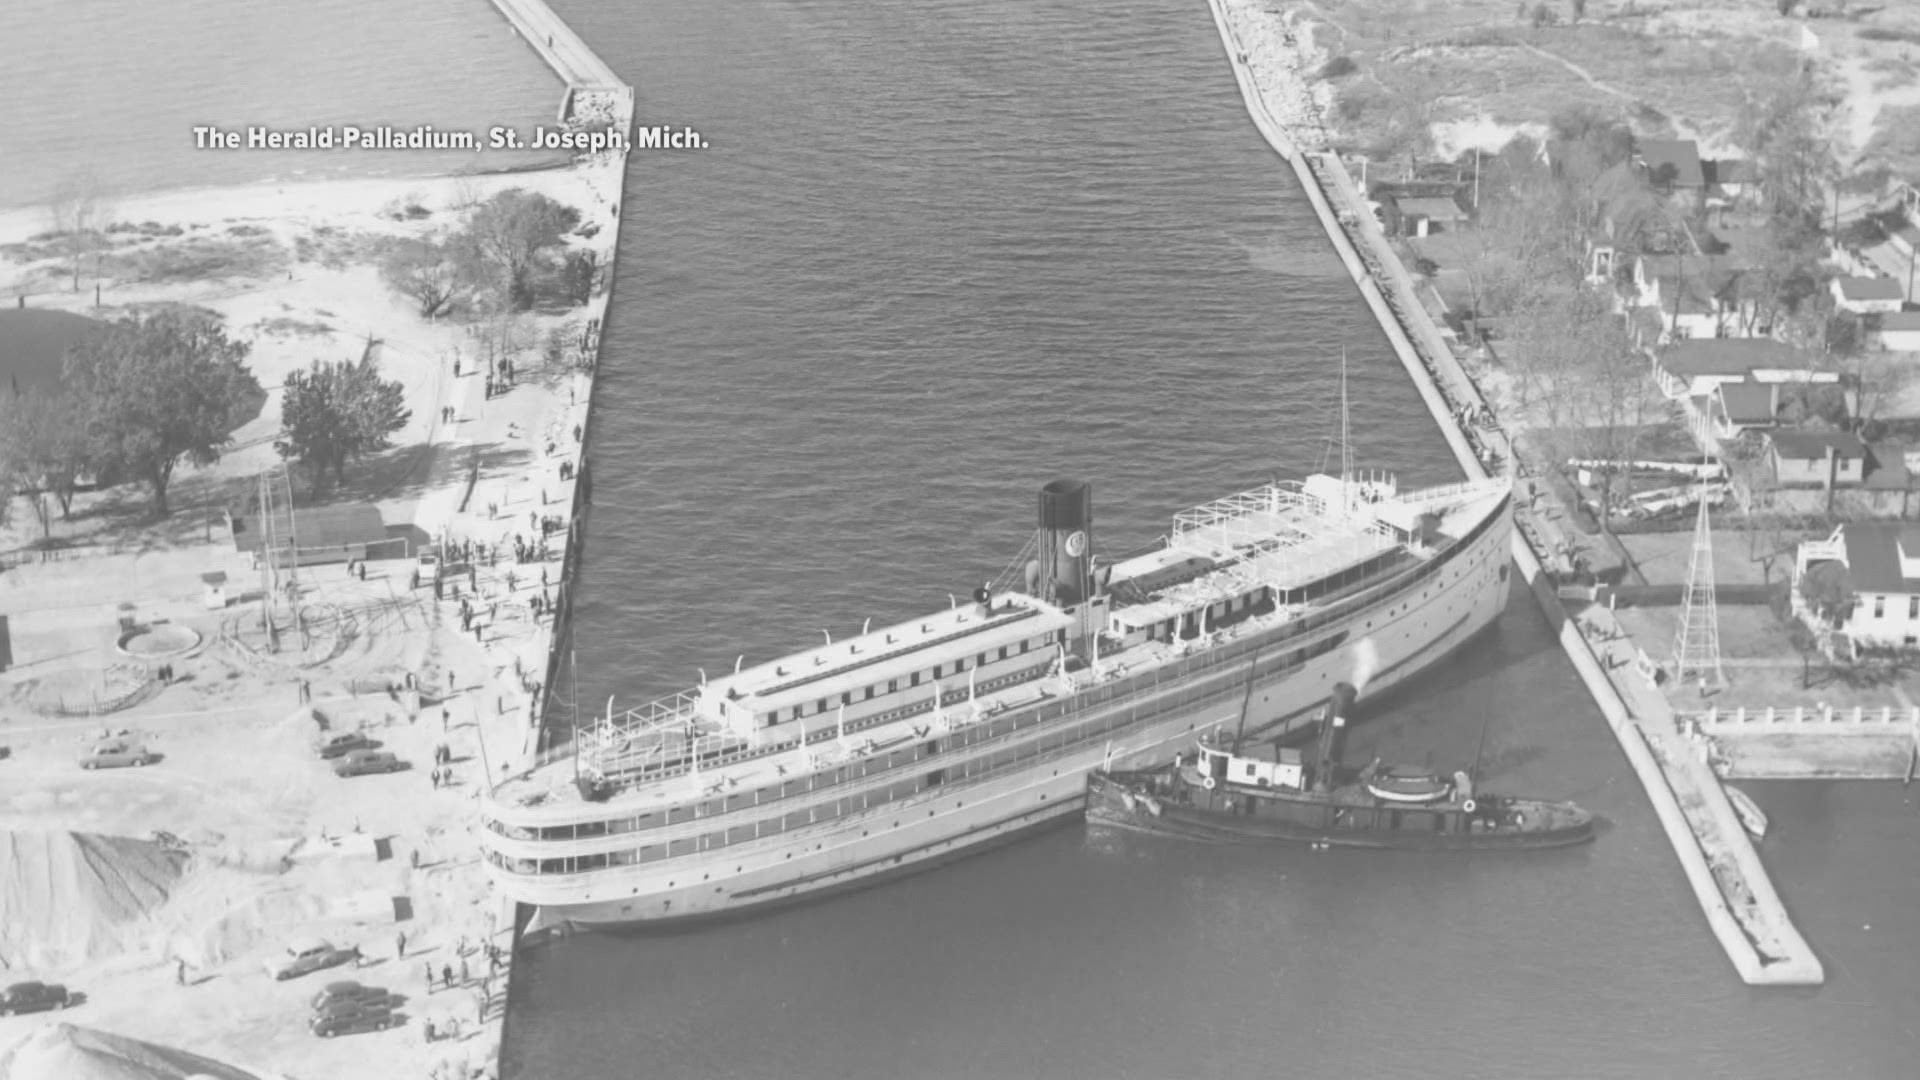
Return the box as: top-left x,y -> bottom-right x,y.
1339,347 -> 1354,488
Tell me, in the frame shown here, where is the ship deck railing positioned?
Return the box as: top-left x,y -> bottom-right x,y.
1173,483 -> 1351,557
1392,477 -> 1510,512
487,624 -> 1374,864
499,495 -> 1506,814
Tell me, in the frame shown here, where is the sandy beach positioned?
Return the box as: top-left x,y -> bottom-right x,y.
0,78 -> 629,1080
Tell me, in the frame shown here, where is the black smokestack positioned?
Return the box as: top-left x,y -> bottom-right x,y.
1036,480 -> 1093,607
1313,682 -> 1358,791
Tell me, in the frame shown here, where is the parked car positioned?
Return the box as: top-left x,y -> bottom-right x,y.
310,981 -> 393,1012
316,733 -> 375,760
332,749 -> 404,778
0,981 -> 72,1015
311,996 -> 394,1026
78,739 -> 155,769
309,1002 -> 396,1038
266,939 -> 358,981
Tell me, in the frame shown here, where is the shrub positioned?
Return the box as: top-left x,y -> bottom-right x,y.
1858,27 -> 1920,44
1320,55 -> 1358,79
1530,3 -> 1559,26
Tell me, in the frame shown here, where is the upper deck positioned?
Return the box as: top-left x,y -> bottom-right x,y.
484,473 -> 1510,823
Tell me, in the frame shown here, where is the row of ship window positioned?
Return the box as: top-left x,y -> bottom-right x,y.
486,628 -> 1357,868
766,632 -> 1063,726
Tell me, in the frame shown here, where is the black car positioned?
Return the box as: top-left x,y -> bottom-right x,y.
0,981 -> 72,1015
316,733 -> 376,760
310,980 -> 392,1012
310,1002 -> 396,1038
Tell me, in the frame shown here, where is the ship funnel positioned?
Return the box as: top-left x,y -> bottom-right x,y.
1312,682 -> 1359,792
1036,480 -> 1094,607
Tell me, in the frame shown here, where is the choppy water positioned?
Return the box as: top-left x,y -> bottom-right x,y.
9,0 -> 1920,1076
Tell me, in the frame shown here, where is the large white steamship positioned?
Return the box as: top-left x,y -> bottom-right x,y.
480,468 -> 1513,930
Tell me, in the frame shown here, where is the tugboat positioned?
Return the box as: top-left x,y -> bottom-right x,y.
1087,682 -> 1594,850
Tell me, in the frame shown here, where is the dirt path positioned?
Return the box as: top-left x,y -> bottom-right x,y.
1513,40 -> 1705,144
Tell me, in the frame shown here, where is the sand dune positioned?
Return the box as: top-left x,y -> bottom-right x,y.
0,832 -> 190,971
0,1022 -> 269,1080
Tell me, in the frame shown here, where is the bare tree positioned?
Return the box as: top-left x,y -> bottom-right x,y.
380,236 -> 462,318
0,388 -> 91,537
460,189 -> 578,310
48,169 -> 115,294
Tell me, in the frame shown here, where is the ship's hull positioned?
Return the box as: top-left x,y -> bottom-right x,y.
513,513 -> 1512,933
1083,772 -> 1594,851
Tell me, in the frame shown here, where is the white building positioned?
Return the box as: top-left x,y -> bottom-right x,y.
1830,276 -> 1906,316
1793,523 -> 1920,648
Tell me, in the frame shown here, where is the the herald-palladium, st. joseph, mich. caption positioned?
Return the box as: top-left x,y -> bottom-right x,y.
191,124 -> 709,152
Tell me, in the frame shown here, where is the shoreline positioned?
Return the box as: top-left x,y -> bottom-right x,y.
1203,0 -> 1822,986
0,1 -> 632,1076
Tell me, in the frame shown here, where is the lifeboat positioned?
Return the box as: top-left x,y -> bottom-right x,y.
1364,766 -> 1449,804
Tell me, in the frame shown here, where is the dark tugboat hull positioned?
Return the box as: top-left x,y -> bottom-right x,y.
1086,771 -> 1595,852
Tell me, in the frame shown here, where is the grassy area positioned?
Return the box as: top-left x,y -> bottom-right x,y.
1303,0 -> 1920,175
1616,527 -> 1810,587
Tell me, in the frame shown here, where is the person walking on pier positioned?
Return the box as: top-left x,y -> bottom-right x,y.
396,931 -> 407,958
442,963 -> 453,990
426,962 -> 436,992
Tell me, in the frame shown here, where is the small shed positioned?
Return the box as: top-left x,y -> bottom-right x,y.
201,571 -> 229,610
1396,196 -> 1468,237
1768,430 -> 1867,488
1831,276 -> 1905,315
1868,310 -> 1920,352
228,504 -> 389,567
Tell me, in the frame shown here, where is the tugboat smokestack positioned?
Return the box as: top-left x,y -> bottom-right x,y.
1313,682 -> 1359,791
1329,682 -> 1357,725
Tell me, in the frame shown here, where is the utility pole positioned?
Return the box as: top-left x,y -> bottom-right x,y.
1473,149 -> 1481,211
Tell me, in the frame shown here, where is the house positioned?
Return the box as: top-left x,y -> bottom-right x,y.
227,503 -> 390,566
1767,430 -> 1866,488
1634,138 -> 1706,192
1866,310 -> 1920,351
1631,254 -> 1755,340
1651,338 -> 1829,398
1831,276 -> 1906,315
1707,380 -> 1779,438
1793,523 -> 1920,648
1704,158 -> 1759,201
1395,195 -> 1468,237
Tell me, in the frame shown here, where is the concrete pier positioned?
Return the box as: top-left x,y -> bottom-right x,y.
465,0 -> 634,1074
1203,0 -> 1822,985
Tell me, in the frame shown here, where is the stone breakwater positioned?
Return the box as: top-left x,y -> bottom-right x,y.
1214,0 -> 1333,152
1203,0 -> 1822,985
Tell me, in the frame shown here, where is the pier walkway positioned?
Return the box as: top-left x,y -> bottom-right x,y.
1204,0 -> 1822,985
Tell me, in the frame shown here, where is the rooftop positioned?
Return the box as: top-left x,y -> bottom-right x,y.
1396,196 -> 1467,221
1636,138 -> 1706,188
1872,311 -> 1920,331
1837,523 -> 1920,593
228,504 -> 386,552
1658,338 -> 1808,378
1835,276 -> 1905,302
1768,430 -> 1866,460
1705,158 -> 1760,185
1715,381 -> 1778,425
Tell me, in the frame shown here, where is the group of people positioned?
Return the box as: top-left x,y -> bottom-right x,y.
483,357 -> 518,401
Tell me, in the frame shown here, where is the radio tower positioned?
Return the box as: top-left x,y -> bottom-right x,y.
1671,480 -> 1725,687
